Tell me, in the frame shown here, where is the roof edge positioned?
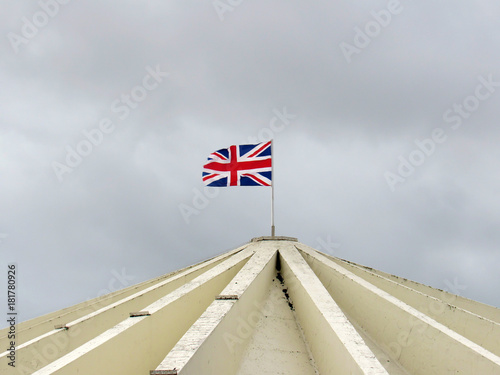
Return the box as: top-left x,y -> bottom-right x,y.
251,236 -> 298,242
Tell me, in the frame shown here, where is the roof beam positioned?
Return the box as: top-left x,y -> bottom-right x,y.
279,243 -> 389,375
31,248 -> 253,375
152,242 -> 278,374
297,244 -> 500,375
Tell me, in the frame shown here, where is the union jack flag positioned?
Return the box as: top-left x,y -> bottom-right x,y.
202,141 -> 272,187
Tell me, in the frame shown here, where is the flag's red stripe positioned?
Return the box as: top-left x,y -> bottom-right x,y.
229,145 -> 238,186
212,151 -> 228,160
247,141 -> 271,158
202,173 -> 218,182
204,159 -> 271,172
242,173 -> 270,186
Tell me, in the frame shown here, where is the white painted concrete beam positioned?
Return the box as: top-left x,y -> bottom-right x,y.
0,243 -> 247,350
152,242 -> 278,374
279,243 -> 389,375
31,248 -> 253,375
0,245 -> 249,373
333,256 -> 500,324
297,244 -> 500,375
322,253 -> 500,356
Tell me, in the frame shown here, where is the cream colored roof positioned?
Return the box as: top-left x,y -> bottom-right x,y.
1,237 -> 500,374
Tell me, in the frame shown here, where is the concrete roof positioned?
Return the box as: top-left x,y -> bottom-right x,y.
1,237 -> 499,374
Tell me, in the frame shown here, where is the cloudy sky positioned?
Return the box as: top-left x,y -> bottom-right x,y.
1,0 -> 499,327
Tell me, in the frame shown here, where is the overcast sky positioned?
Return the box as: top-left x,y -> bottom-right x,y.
1,0 -> 500,327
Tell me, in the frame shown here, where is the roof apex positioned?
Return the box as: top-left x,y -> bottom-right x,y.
251,235 -> 298,242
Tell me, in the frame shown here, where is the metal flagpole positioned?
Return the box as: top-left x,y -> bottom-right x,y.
271,139 -> 275,237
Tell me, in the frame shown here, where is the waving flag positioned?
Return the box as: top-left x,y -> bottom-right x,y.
202,141 -> 272,187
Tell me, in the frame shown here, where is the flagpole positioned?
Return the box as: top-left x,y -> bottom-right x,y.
271,139 -> 275,237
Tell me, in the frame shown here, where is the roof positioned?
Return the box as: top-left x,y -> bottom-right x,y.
1,237 -> 500,374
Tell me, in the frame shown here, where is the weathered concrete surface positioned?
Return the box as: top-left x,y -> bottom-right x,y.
2,237 -> 499,375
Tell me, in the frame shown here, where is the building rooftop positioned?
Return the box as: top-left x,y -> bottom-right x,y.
1,237 -> 500,374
